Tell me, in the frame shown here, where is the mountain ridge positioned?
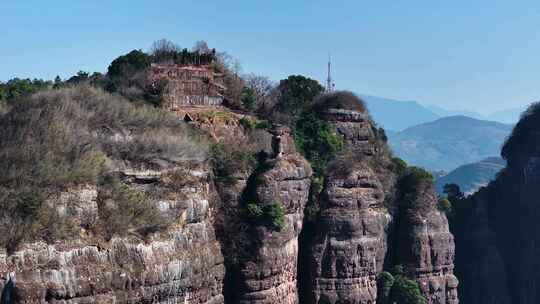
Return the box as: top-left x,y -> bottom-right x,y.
388,115 -> 513,171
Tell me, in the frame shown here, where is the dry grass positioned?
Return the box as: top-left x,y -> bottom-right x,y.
0,85 -> 208,251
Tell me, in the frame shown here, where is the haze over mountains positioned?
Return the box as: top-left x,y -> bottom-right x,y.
360,93 -> 519,174
361,93 -> 524,131
387,116 -> 513,171
434,157 -> 506,195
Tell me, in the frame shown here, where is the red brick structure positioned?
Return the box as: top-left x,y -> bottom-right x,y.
149,63 -> 226,111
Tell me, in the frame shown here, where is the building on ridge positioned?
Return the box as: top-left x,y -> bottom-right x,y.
148,63 -> 226,113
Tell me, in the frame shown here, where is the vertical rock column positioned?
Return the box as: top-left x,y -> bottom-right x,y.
308,107 -> 394,304
395,184 -> 459,304
308,163 -> 391,304
231,126 -> 313,304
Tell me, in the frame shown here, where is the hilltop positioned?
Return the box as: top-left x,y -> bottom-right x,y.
388,115 -> 513,171
434,157 -> 505,195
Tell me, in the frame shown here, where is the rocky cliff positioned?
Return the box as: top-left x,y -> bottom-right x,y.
307,103 -> 458,304
0,163 -> 226,304
215,125 -> 312,304
452,103 -> 540,304
0,88 -> 460,304
393,183 -> 458,304
307,108 -> 394,304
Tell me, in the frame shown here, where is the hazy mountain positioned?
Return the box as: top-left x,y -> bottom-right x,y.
426,105 -> 485,120
388,116 -> 513,171
435,157 -> 506,195
359,94 -> 440,131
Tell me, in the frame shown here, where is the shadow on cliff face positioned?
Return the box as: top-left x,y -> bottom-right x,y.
449,102 -> 540,304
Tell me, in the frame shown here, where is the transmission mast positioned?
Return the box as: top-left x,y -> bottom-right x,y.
326,53 -> 334,92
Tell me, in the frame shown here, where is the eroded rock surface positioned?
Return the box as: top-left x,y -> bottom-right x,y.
0,164 -> 225,304
395,184 -> 458,304
215,126 -> 312,304
309,163 -> 391,304
307,106 -> 396,304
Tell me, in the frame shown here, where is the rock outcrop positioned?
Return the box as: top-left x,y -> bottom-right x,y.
452,103 -> 540,304
308,162 -> 391,304
0,163 -> 226,304
0,92 -> 462,304
307,105 -> 395,304
394,183 -> 458,304
216,126 -> 312,304
308,102 -> 458,304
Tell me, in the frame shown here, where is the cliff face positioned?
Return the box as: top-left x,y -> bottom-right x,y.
308,108 -> 393,304
0,98 -> 461,304
215,126 -> 312,304
308,163 -> 391,304
0,163 -> 226,304
308,106 -> 459,304
453,103 -> 540,304
394,183 -> 458,304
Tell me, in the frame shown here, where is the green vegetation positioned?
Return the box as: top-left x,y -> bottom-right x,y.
293,111 -> 344,176
438,197 -> 452,214
241,87 -> 257,110
276,75 -> 325,116
443,183 -> 465,202
399,166 -> 434,194
107,49 -> 151,79
392,157 -> 408,176
377,271 -> 395,304
0,78 -> 52,106
239,117 -> 271,131
377,266 -> 427,304
245,201 -> 286,231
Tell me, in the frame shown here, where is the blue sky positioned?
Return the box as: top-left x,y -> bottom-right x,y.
1,0 -> 539,114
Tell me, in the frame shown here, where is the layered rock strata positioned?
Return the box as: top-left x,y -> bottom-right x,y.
0,163 -> 225,304
215,126 -> 312,304
308,163 -> 391,304
394,184 -> 458,304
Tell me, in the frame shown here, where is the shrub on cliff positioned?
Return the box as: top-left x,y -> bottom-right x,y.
293,111 -> 344,176
398,166 -> 434,194
245,201 -> 286,231
390,274 -> 427,304
438,197 -> 452,214
312,91 -> 366,113
98,175 -> 168,239
0,86 -> 206,251
376,267 -> 427,304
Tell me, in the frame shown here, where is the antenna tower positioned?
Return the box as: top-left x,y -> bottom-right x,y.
326,54 -> 334,92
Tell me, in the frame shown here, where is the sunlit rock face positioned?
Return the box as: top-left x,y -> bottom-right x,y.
215,125 -> 312,304
308,163 -> 391,304
0,163 -> 226,304
307,105 -> 394,304
394,183 -> 458,304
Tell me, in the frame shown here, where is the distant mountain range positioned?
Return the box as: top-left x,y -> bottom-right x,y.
359,93 -> 525,131
387,116 -> 513,171
360,94 -> 440,131
435,157 -> 506,195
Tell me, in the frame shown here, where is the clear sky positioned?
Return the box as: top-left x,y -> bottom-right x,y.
1,0 -> 539,114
